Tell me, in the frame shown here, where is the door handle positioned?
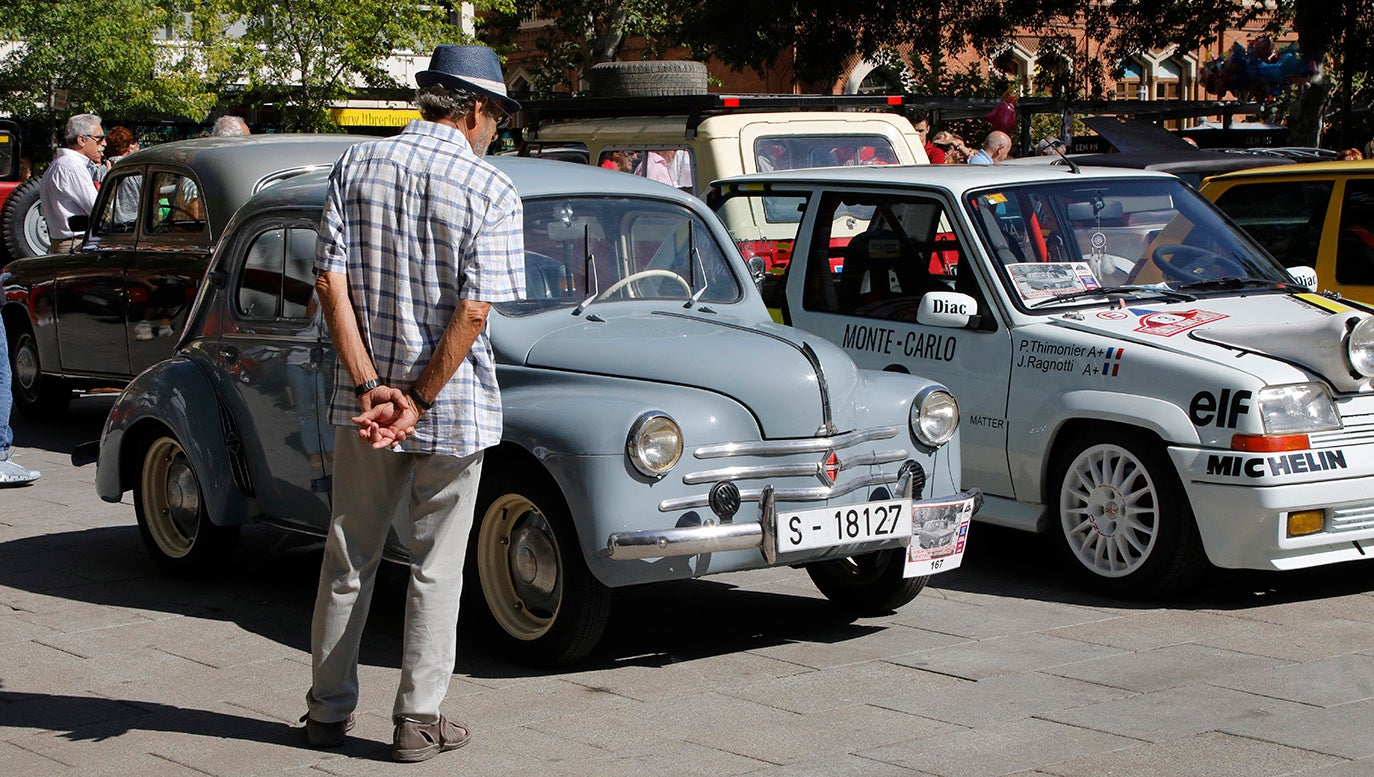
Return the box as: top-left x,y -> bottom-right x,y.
219,345 -> 239,363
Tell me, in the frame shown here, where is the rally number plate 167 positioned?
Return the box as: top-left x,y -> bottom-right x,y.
777,500 -> 910,554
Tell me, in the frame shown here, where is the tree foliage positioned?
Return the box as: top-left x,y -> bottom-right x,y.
483,0 -> 674,94
0,0 -> 232,141
667,0 -> 1364,143
219,0 -> 472,131
0,0 -> 510,138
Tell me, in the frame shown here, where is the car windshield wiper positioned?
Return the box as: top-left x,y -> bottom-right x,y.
1172,277 -> 1291,293
1031,285 -> 1198,308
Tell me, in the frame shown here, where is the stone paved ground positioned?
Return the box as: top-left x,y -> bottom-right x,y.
2,394 -> 1373,776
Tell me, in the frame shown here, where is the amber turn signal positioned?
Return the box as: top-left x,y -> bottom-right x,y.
1231,433 -> 1310,452
1286,511 -> 1325,537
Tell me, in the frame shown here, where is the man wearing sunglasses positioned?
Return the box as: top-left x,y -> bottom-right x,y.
39,113 -> 104,254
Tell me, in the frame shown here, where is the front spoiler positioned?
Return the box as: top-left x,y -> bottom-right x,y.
606,488 -> 983,563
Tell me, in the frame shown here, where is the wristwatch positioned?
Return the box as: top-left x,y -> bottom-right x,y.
353,378 -> 382,397
407,386 -> 434,411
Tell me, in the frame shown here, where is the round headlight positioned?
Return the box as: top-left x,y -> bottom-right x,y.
627,412 -> 683,477
911,388 -> 959,448
1347,316 -> 1374,377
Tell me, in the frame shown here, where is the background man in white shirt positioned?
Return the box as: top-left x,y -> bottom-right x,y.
39,113 -> 104,253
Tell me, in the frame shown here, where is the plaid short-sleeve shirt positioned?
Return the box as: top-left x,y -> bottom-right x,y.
316,120 -> 525,457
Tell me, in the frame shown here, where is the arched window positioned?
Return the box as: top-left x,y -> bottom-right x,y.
1156,59 -> 1183,100
857,66 -> 904,95
1034,51 -> 1072,97
1115,60 -> 1146,101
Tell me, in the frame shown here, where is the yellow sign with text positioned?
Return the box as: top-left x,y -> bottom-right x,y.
329,108 -> 420,128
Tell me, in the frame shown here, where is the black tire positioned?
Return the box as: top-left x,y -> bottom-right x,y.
2,178 -> 50,261
586,61 -> 708,97
1049,427 -> 1209,597
806,548 -> 928,615
9,327 -> 71,419
467,467 -> 611,666
134,434 -> 239,577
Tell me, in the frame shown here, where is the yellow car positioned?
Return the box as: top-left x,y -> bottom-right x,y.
1201,160 -> 1374,302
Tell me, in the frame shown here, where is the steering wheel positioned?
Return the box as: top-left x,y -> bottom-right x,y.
597,269 -> 691,299
1148,244 -> 1247,283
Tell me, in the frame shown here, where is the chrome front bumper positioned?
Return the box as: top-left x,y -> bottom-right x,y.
606,487 -> 983,564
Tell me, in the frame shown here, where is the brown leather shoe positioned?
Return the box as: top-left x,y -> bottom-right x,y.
392,715 -> 470,763
299,712 -> 355,748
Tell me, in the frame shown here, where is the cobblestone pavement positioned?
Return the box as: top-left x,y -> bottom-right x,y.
2,394 -> 1373,776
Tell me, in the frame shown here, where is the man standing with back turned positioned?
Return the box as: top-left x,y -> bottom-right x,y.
303,44 -> 524,763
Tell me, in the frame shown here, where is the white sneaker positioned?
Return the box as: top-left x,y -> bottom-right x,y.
0,458 -> 40,485
135,321 -> 154,341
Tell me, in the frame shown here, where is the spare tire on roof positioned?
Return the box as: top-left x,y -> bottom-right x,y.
586,60 -> 708,97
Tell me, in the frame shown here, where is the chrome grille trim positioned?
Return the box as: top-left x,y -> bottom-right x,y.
1312,414 -> 1374,448
682,449 -> 908,485
659,471 -> 903,512
693,426 -> 901,459
1328,502 -> 1374,534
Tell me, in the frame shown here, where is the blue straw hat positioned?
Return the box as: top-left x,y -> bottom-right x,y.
416,45 -> 519,115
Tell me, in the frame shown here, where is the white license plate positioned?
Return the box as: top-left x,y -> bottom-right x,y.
777,500 -> 911,554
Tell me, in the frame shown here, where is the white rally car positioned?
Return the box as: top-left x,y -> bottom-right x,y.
713,163 -> 1374,595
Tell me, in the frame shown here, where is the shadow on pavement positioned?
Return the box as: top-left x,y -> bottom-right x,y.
940,522 -> 1374,611
0,520 -> 873,681
6,391 -> 1373,683
10,392 -> 117,457
0,685 -> 398,760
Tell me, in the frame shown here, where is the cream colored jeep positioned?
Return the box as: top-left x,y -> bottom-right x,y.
519,94 -> 929,273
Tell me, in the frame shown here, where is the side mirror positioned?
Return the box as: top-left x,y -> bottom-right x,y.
1287,265 -> 1318,291
67,214 -> 90,234
746,255 -> 767,290
916,291 -> 977,328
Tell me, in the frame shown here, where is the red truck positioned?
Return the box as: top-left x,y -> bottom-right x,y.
0,119 -> 45,264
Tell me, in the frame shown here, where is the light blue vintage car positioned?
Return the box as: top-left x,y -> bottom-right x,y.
94,151 -> 979,664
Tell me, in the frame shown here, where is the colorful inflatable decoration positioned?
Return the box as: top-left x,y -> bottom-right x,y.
1200,37 -> 1314,102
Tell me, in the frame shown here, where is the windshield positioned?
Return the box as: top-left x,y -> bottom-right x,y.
498,196 -> 743,315
965,178 -> 1292,310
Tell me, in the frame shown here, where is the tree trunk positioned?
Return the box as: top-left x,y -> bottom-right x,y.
1286,65 -> 1329,147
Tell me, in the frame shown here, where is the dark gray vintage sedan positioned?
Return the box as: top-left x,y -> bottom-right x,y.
2,134 -> 363,418
94,150 -> 979,664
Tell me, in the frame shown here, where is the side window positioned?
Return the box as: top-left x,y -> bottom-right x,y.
238,228 -> 284,318
0,129 -> 15,179
620,147 -> 694,192
283,228 -> 318,318
146,171 -> 206,235
1212,180 -> 1333,269
1336,179 -> 1374,286
92,172 -> 143,236
754,135 -> 899,172
712,188 -> 811,315
237,226 -> 318,320
803,192 -> 963,323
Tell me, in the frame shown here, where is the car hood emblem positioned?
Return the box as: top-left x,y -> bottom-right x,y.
819,451 -> 840,487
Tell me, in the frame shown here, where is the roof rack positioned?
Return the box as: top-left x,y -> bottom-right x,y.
520,93 -> 908,139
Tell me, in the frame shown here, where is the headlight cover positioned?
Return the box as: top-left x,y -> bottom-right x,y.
1257,382 -> 1340,434
1347,316 -> 1374,378
911,387 -> 959,448
627,412 -> 683,477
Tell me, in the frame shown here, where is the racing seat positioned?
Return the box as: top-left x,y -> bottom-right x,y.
838,230 -> 950,318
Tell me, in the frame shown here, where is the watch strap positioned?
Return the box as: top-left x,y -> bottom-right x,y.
407,386 -> 434,411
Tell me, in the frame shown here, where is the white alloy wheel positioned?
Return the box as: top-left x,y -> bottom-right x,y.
1059,442 -> 1160,578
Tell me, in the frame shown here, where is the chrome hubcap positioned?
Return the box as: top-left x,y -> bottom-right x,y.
14,342 -> 38,391
508,511 -> 559,616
